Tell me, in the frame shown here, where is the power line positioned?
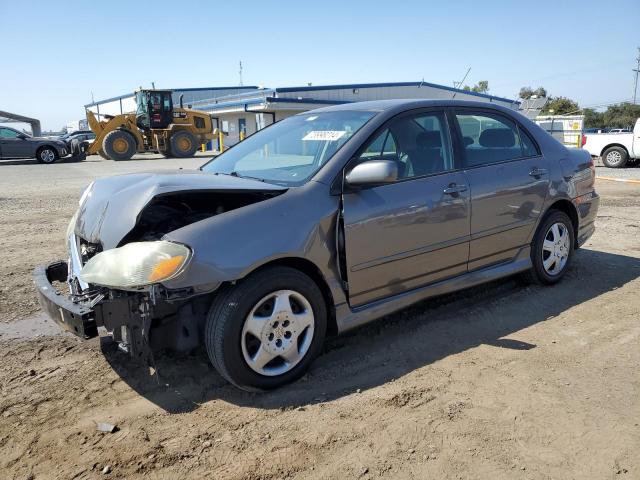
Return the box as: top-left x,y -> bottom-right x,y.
633,47 -> 640,104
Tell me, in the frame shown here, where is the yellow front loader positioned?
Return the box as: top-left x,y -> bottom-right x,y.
86,89 -> 215,160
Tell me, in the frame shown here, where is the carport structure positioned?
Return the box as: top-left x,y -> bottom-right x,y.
0,110 -> 41,136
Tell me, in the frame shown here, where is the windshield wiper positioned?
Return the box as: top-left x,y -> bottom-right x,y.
214,171 -> 265,182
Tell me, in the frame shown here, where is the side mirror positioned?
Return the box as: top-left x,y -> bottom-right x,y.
17,133 -> 28,140
345,160 -> 398,187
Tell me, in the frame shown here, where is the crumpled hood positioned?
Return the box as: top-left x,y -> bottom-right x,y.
73,169 -> 286,249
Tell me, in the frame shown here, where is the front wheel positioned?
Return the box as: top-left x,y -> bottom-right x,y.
103,130 -> 136,161
522,210 -> 575,285
36,146 -> 59,164
169,131 -> 198,158
205,267 -> 327,391
601,146 -> 628,168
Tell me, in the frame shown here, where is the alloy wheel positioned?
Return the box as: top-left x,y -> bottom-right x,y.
241,289 -> 315,376
605,150 -> 622,166
542,222 -> 570,275
40,149 -> 56,163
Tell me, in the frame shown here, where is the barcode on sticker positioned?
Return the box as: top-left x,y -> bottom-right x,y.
302,131 -> 346,141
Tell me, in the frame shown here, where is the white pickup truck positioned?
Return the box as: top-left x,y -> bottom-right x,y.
583,118 -> 640,168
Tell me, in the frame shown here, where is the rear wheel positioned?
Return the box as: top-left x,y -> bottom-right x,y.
36,146 -> 59,164
169,131 -> 198,158
103,130 -> 136,161
522,210 -> 575,285
205,266 -> 327,391
601,146 -> 628,168
97,149 -> 111,160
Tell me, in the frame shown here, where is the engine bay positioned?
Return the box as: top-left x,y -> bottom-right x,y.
119,190 -> 283,244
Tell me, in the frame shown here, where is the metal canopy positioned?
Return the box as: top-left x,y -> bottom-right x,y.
0,110 -> 41,136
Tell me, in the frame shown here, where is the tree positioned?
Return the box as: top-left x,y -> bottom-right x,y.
583,108 -> 604,129
519,86 -> 548,100
519,87 -> 534,99
601,103 -> 640,129
541,96 -> 580,115
533,87 -> 547,98
463,80 -> 489,94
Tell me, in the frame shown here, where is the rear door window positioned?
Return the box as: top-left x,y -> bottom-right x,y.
455,112 -> 526,167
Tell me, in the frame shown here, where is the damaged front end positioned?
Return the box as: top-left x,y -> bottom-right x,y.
34,259 -> 160,364
34,170 -> 287,364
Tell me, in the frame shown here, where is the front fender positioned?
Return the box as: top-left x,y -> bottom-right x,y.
162,181 -> 346,305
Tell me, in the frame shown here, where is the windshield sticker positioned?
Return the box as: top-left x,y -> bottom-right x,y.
302,130 -> 346,141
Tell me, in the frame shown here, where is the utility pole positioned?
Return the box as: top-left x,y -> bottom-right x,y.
239,61 -> 243,87
633,47 -> 640,104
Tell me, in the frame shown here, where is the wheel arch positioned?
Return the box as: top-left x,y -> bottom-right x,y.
245,257 -> 338,336
600,143 -> 628,157
35,144 -> 59,158
544,199 -> 579,248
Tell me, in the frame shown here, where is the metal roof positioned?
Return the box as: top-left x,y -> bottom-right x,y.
274,81 -> 518,104
84,86 -> 260,108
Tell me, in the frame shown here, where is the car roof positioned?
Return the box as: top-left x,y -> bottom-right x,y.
299,98 -> 519,116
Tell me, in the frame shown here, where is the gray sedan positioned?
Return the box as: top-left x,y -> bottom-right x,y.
34,99 -> 599,391
0,126 -> 69,163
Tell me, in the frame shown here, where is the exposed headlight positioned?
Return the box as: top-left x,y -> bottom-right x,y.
79,181 -> 94,206
79,241 -> 191,289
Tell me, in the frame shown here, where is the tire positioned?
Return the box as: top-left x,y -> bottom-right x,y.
205,266 -> 327,392
601,146 -> 628,168
103,130 -> 136,161
160,146 -> 173,158
169,131 -> 198,158
521,210 -> 575,285
97,149 -> 111,160
36,146 -> 59,164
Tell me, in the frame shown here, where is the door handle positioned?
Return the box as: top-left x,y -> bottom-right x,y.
443,184 -> 468,195
529,167 -> 548,177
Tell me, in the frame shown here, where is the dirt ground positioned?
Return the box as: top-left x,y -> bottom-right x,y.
0,156 -> 639,479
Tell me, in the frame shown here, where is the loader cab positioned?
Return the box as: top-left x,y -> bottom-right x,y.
135,89 -> 173,130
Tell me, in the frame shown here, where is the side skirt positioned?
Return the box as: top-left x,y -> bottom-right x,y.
335,246 -> 532,333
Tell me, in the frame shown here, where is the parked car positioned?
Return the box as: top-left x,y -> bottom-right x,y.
0,126 -> 69,163
34,100 -> 599,391
583,118 -> 640,167
59,130 -> 95,151
69,134 -> 95,156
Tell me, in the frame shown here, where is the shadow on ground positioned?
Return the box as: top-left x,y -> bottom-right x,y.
0,155 -> 85,166
102,248 -> 640,413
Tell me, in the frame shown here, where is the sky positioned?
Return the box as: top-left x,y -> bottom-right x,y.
1,0 -> 639,131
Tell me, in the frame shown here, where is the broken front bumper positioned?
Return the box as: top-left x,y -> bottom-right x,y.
34,260 -> 98,338
33,260 -> 154,361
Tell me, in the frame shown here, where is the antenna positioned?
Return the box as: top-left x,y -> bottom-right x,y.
452,67 -> 471,98
633,47 -> 640,104
151,82 -> 156,89
239,61 -> 243,87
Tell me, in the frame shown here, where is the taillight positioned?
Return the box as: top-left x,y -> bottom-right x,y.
581,134 -> 587,147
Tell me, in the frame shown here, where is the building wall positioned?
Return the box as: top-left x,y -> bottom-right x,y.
213,110 -> 294,149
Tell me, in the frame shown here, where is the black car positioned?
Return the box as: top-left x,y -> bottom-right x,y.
0,126 -> 69,163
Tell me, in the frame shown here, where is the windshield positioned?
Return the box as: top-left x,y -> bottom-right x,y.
201,110 -> 376,186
